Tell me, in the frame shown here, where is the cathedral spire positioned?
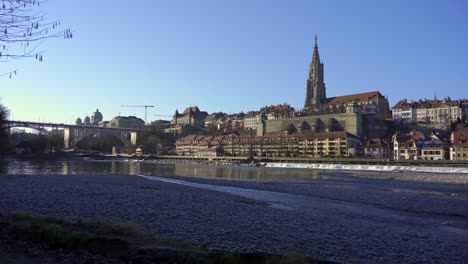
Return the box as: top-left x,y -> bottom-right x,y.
312,34 -> 320,65
304,34 -> 326,112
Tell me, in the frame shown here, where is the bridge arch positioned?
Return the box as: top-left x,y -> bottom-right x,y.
7,124 -> 51,134
63,127 -> 138,149
71,130 -> 133,149
6,121 -> 139,150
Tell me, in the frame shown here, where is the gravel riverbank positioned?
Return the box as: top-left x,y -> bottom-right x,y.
1,171 -> 467,263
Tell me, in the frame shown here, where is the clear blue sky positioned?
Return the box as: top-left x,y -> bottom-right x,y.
1,0 -> 467,123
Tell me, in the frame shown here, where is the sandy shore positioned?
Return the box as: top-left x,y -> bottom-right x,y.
1,171 -> 467,263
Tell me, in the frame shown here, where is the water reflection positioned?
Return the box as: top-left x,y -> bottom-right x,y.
0,159 -> 325,181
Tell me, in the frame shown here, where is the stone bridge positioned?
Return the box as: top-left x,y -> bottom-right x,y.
6,120 -> 140,149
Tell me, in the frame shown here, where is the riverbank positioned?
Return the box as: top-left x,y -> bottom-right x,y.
2,213 -> 322,264
1,172 -> 467,263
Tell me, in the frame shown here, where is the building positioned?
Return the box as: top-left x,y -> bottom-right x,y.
176,131 -> 363,158
151,120 -> 171,128
171,106 -> 208,127
109,116 -> 144,129
165,106 -> 208,136
392,131 -> 449,160
392,98 -> 468,128
76,109 -> 103,126
303,35 -> 390,120
243,111 -> 261,130
364,138 -> 390,159
260,104 -> 296,120
260,35 -> 391,141
90,109 -> 103,125
259,100 -> 370,138
450,127 -> 468,161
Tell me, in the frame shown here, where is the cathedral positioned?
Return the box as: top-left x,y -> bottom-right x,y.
303,35 -> 390,119
257,35 -> 391,139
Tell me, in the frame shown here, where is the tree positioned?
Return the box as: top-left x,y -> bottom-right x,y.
1,0 -> 72,76
0,103 -> 9,154
139,124 -> 175,154
47,128 -> 63,152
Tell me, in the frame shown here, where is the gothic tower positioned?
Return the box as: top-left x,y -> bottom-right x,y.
304,35 -> 326,113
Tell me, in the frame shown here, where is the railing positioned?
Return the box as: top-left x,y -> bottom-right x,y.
6,120 -> 142,131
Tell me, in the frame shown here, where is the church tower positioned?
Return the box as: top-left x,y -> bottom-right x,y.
304,35 -> 326,113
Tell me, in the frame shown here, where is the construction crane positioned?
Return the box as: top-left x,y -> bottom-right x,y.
121,105 -> 154,124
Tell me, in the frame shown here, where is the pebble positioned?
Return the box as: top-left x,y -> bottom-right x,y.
0,172 -> 467,263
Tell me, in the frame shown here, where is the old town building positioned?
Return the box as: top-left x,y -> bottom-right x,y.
165,106 -> 208,136
392,98 -> 468,127
450,127 -> 468,161
109,115 -> 145,129
176,131 -> 363,158
392,131 -> 449,160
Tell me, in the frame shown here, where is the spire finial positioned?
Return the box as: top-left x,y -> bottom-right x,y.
315,34 -> 318,45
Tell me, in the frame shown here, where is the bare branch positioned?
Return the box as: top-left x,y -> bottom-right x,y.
0,0 -> 72,74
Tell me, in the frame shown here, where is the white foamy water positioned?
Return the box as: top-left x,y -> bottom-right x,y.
265,163 -> 468,174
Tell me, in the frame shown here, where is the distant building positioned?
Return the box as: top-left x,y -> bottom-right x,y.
392,98 -> 468,127
151,120 -> 171,128
76,109 -> 103,126
204,112 -> 227,128
244,111 -> 261,130
392,131 -> 449,160
303,35 -> 390,120
109,116 -> 144,129
260,35 -> 391,142
364,138 -> 390,159
176,131 -> 362,158
165,106 -> 208,136
260,104 -> 295,120
450,127 -> 468,161
83,116 -> 91,126
90,109 -> 103,125
171,106 -> 208,127
98,121 -> 110,127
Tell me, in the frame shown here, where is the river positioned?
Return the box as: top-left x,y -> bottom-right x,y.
0,159 -> 325,181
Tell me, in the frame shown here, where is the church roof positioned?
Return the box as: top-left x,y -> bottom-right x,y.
325,91 -> 384,105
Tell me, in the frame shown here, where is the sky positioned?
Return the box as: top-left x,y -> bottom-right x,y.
1,0 -> 468,124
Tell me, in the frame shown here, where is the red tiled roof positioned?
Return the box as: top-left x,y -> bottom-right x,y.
326,91 -> 383,105
453,127 -> 468,144
182,106 -> 200,115
393,98 -> 468,109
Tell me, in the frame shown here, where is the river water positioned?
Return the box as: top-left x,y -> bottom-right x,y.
0,159 -> 325,181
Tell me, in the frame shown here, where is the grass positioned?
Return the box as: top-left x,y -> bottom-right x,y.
2,212 -> 324,264
9,221 -> 91,249
6,212 -> 194,250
